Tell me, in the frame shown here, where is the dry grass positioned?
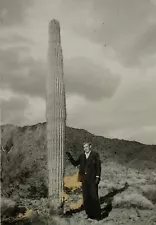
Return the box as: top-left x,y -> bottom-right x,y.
1,196 -> 156,225
113,193 -> 154,209
63,165 -> 156,212
139,185 -> 156,204
64,171 -> 81,191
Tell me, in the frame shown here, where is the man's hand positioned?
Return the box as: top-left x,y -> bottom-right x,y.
66,151 -> 80,167
95,176 -> 100,185
66,151 -> 72,159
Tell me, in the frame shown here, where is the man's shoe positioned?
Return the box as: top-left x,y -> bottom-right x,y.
87,218 -> 100,223
87,218 -> 94,222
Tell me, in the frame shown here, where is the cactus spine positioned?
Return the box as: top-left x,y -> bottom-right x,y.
46,19 -> 66,211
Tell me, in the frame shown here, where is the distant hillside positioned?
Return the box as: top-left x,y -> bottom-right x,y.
1,122 -> 156,169
1,122 -> 156,199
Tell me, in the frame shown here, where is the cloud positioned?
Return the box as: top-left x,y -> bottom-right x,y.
0,0 -> 33,26
65,57 -> 121,100
60,0 -> 156,68
1,42 -> 156,144
0,0 -> 156,145
0,34 -> 35,45
0,45 -> 120,101
0,46 -> 46,99
123,23 -> 156,66
0,95 -> 30,125
128,126 -> 156,144
67,71 -> 156,144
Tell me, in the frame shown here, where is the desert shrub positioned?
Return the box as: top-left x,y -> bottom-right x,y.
140,185 -> 156,204
113,193 -> 154,209
1,145 -> 48,199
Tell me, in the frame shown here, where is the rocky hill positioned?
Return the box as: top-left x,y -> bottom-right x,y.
1,122 -> 156,198
1,122 -> 156,169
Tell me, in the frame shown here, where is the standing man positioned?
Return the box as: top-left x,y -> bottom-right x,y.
66,142 -> 101,221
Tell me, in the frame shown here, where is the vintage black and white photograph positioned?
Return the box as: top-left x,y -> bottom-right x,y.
0,0 -> 156,224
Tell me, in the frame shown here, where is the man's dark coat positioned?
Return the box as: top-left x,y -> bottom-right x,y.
68,150 -> 101,182
67,150 -> 101,220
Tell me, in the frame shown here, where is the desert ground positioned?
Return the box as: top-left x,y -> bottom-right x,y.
1,123 -> 156,224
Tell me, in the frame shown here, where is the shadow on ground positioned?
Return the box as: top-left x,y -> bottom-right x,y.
64,182 -> 129,220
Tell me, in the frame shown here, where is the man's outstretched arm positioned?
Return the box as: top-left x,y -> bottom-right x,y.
66,151 -> 80,167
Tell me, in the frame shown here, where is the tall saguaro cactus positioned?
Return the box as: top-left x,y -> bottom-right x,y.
46,19 -> 66,211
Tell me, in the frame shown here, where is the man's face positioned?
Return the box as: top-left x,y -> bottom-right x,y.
83,143 -> 91,153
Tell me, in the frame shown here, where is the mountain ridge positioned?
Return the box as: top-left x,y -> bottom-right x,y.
1,121 -> 153,146
1,122 -> 156,171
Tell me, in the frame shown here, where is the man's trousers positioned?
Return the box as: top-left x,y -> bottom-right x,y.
82,178 -> 101,220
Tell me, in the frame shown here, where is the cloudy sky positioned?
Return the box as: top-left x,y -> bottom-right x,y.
0,0 -> 156,145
